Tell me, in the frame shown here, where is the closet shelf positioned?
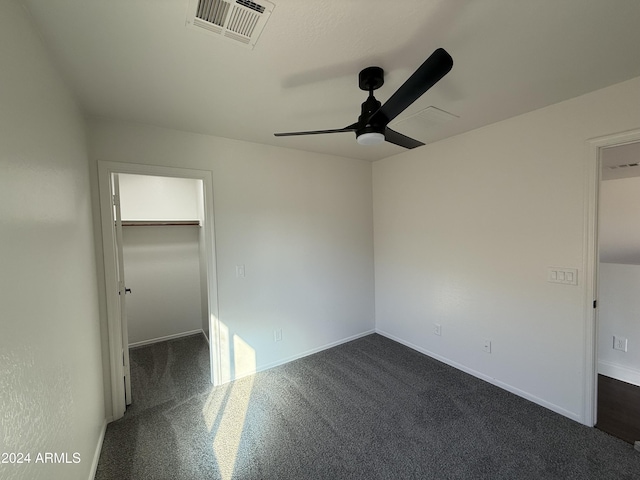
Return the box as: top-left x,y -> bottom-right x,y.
121,220 -> 201,227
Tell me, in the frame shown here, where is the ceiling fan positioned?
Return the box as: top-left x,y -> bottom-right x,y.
274,48 -> 453,149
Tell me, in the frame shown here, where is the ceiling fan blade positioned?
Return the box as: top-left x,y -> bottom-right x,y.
275,124 -> 357,137
370,48 -> 453,126
384,127 -> 425,149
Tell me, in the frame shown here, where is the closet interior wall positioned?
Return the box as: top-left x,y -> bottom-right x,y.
118,174 -> 206,346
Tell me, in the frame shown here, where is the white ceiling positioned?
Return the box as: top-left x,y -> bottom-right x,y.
22,0 -> 640,161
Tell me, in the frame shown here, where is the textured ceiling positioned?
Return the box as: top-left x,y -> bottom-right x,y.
22,0 -> 640,161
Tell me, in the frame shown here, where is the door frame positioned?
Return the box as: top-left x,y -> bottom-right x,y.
98,161 -> 221,420
111,173 -> 132,405
584,128 -> 640,426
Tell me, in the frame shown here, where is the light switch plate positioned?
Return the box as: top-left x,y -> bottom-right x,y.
548,267 -> 578,285
274,329 -> 282,342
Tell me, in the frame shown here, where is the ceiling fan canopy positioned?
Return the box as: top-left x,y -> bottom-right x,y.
275,48 -> 453,149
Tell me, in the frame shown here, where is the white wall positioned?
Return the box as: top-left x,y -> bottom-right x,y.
373,76 -> 640,424
122,225 -> 203,345
598,263 -> 640,386
599,176 -> 640,264
118,173 -> 201,221
0,2 -> 104,479
88,120 -> 375,402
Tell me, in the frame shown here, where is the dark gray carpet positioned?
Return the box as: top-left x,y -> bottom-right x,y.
95,333 -> 640,479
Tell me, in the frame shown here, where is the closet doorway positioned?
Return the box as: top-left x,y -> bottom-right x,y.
98,162 -> 220,421
595,140 -> 640,443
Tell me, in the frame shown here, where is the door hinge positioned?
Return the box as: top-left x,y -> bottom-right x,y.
593,300 -> 597,308
112,194 -> 120,206
122,349 -> 126,367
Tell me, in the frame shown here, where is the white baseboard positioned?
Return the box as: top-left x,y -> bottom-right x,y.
229,329 -> 376,383
598,360 -> 640,387
376,329 -> 582,423
89,419 -> 107,480
128,329 -> 203,348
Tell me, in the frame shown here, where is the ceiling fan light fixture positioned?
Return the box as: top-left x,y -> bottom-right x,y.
357,132 -> 385,146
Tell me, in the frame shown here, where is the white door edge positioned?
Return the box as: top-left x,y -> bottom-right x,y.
112,174 -> 132,405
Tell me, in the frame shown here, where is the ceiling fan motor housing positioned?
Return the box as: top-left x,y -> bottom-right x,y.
356,67 -> 388,142
357,94 -> 385,139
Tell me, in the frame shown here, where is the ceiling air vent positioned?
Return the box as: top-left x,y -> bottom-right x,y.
607,163 -> 639,170
186,0 -> 274,49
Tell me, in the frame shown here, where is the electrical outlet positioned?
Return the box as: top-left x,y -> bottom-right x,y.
613,335 -> 628,352
274,329 -> 282,342
483,339 -> 492,353
434,323 -> 442,336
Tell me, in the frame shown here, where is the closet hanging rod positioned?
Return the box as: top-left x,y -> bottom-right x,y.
120,220 -> 201,227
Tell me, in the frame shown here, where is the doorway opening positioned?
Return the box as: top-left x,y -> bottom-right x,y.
585,129 -> 640,439
594,140 -> 640,443
98,162 -> 220,421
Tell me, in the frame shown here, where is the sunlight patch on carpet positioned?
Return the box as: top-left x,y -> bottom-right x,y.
203,331 -> 256,479
211,376 -> 255,480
